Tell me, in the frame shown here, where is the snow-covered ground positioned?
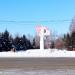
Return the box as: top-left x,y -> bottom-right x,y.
0,49 -> 75,57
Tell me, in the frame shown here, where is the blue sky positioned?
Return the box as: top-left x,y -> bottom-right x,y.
0,0 -> 75,37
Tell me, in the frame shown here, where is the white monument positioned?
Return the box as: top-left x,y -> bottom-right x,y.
36,26 -> 50,50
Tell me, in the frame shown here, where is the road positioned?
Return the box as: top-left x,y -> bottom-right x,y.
0,57 -> 75,69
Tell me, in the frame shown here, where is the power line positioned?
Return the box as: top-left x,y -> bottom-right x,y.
0,20 -> 72,24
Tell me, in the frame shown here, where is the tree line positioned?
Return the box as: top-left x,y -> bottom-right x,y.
0,18 -> 75,51
0,30 -> 33,52
53,17 -> 75,51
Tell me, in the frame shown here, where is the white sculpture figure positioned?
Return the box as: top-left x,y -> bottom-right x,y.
36,26 -> 50,50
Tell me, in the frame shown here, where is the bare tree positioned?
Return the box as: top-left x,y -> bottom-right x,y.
44,35 -> 51,49
55,38 -> 65,50
33,35 -> 40,49
70,16 -> 75,33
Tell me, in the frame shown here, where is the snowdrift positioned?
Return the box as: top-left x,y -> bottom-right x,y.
0,49 -> 75,57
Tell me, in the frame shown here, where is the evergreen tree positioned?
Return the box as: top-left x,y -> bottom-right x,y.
13,35 -> 32,51
0,33 -> 3,51
1,30 -> 12,51
63,33 -> 72,50
71,31 -> 75,49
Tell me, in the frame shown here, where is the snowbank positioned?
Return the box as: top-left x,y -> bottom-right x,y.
0,49 -> 75,57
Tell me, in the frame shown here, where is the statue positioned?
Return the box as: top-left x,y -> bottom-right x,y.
36,25 -> 50,50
